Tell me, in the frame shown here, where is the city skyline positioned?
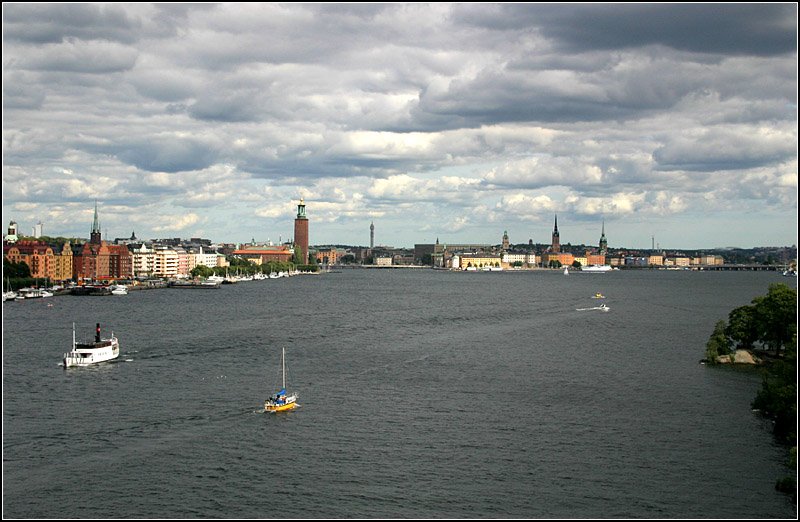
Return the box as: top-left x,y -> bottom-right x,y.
2,4 -> 797,250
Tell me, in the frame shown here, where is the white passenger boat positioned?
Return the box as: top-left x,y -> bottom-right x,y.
63,323 -> 120,368
582,265 -> 613,272
110,285 -> 128,295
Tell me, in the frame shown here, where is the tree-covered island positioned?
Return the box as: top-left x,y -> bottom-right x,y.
704,282 -> 797,501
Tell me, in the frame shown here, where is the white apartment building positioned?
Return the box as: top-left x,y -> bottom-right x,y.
130,243 -> 156,277
501,252 -> 537,267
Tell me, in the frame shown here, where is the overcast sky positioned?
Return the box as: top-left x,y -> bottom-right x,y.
2,3 -> 797,250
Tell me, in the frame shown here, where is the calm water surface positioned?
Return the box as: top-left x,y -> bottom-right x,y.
2,269 -> 796,518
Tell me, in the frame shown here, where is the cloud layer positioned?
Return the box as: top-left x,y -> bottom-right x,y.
2,3 -> 797,249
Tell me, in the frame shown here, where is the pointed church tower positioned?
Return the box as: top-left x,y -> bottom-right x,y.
599,220 -> 608,254
551,214 -> 560,253
90,200 -> 102,244
502,230 -> 510,251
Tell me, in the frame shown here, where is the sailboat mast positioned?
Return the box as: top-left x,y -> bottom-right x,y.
72,322 -> 76,347
282,347 -> 286,390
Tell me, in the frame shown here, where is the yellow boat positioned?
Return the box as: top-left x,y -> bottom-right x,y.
264,347 -> 298,413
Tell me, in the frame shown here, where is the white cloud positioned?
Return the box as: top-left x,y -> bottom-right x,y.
1,3 -> 796,248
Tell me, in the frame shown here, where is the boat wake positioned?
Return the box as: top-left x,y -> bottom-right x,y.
576,305 -> 610,312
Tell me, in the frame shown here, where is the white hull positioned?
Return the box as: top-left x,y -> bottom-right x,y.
64,336 -> 119,367
582,265 -> 612,272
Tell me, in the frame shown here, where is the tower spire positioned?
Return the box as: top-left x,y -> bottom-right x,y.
90,200 -> 102,244
92,200 -> 100,233
551,214 -> 560,253
599,219 -> 608,254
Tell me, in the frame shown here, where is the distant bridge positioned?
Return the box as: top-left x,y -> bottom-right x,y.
693,264 -> 789,272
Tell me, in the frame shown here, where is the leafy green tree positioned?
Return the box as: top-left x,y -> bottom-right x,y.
191,265 -> 214,279
752,284 -> 797,356
3,259 -> 31,278
725,305 -> 758,350
705,320 -> 732,363
753,333 -> 797,443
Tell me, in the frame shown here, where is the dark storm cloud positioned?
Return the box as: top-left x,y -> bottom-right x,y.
2,3 -> 143,44
81,136 -> 222,173
452,4 -> 797,56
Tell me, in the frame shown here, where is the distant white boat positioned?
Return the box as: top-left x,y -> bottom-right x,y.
577,304 -> 610,312
564,267 -> 569,275
110,285 -> 128,295
3,277 -> 17,302
582,265 -> 613,272
18,287 -> 53,298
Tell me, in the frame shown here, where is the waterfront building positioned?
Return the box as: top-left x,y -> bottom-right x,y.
609,256 -> 625,267
551,215 -> 560,253
130,243 -> 156,278
374,255 -> 392,266
458,253 -> 502,269
502,252 -> 536,267
574,256 -> 588,267
670,256 -> 691,267
232,244 -> 294,264
152,245 -> 179,278
414,242 -> 436,265
175,246 -> 190,277
188,246 -> 220,270
294,199 -> 309,264
585,253 -> 606,266
648,255 -> 664,266
543,251 -> 575,267
53,242 -> 73,281
3,241 -> 56,279
71,203 -> 133,282
316,247 -> 340,265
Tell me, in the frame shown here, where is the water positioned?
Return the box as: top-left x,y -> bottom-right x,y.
2,269 -> 796,518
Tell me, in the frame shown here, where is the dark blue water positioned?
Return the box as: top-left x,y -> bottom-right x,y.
2,269 -> 796,518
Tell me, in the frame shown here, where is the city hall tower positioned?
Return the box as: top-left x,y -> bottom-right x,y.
294,199 -> 309,264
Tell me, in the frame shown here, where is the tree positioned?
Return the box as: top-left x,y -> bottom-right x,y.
752,284 -> 797,356
191,265 -> 214,279
752,333 -> 797,443
705,320 -> 732,363
3,259 -> 31,279
725,305 -> 758,350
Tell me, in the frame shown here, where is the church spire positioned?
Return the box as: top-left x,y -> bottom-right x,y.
92,200 -> 100,234
599,220 -> 608,254
551,214 -> 560,253
90,200 -> 102,244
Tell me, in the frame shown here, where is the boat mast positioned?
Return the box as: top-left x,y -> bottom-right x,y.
282,347 -> 286,390
72,322 -> 76,347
